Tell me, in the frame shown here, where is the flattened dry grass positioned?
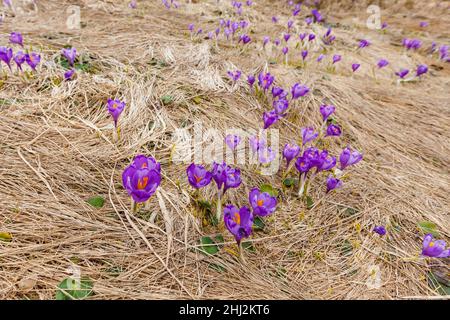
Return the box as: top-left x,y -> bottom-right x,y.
0,0 -> 449,299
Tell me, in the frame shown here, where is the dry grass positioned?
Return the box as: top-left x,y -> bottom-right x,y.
0,0 -> 449,300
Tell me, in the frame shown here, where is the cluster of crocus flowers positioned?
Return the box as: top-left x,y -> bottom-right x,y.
1,32 -> 41,73
61,47 -> 77,81
322,27 -> 336,45
402,38 -> 422,51
122,155 -> 162,210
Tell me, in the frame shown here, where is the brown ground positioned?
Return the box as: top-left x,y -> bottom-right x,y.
0,0 -> 449,299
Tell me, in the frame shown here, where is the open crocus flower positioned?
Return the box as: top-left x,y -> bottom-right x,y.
9,32 -> 23,47
249,188 -> 277,217
122,157 -> 161,204
247,75 -> 255,87
238,34 -> 251,44
291,83 -> 309,99
133,154 -> 161,172
273,98 -> 289,114
326,175 -> 342,193
0,47 -> 13,69
295,155 -> 311,174
315,150 -> 336,172
422,234 -> 450,258
224,205 -> 253,244
416,64 -> 428,77
25,52 -> 40,71
358,39 -> 371,49
311,9 -> 323,22
223,167 -> 242,194
107,99 -> 126,128
301,127 -> 318,146
283,143 -> 300,166
373,226 -> 386,236
225,134 -> 241,150
332,54 -> 341,64
227,70 -> 241,82
339,146 -> 363,170
186,163 -> 212,189
325,123 -> 342,137
395,68 -> 409,79
129,0 -> 137,8
377,59 -> 389,68
64,68 -> 76,81
352,63 -> 360,72
271,86 -> 284,98
263,110 -> 282,129
258,72 -> 275,91
320,104 -> 335,121
13,51 -> 26,71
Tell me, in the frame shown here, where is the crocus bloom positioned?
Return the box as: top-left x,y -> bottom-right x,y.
258,72 -> 275,91
246,0 -> 252,5
381,22 -> 388,29
272,16 -> 278,23
352,63 -> 360,72
263,36 -> 270,47
107,99 -> 126,127
223,167 -> 241,193
249,135 -> 265,153
320,104 -> 335,121
419,21 -> 428,28
247,75 -> 255,87
301,127 -> 318,146
377,59 -> 389,68
403,38 -> 421,50
263,110 -> 281,129
339,146 -> 363,170
258,146 -> 276,164
212,162 -> 228,190
301,50 -> 308,61
332,54 -> 341,64
299,33 -> 307,41
305,17 -> 313,25
291,83 -> 309,99
295,154 -> 312,174
308,34 -> 316,41
315,150 -> 336,172
317,54 -> 325,62
326,175 -> 342,193
13,51 -> 26,71
283,143 -> 300,166
373,226 -> 386,236
287,20 -> 293,29
133,154 -> 161,173
311,9 -> 323,22
358,39 -> 370,48
9,32 -> 23,47
122,155 -> 161,203
439,45 -> 448,61
227,70 -> 241,82
0,46 -> 13,69
61,47 -> 77,66
274,38 -> 280,46
283,33 -> 291,42
273,98 -> 289,114
292,8 -> 301,16
282,47 -> 288,55
249,188 -> 277,217
395,68 -> 409,79
239,34 -> 251,44
186,163 -> 212,189
224,205 -> 253,244
416,64 -> 428,77
271,86 -> 284,98
188,23 -> 194,33
421,234 -> 450,258
225,134 -> 241,150
325,123 -> 342,137
64,68 -> 75,81
129,0 -> 137,9
25,52 -> 40,71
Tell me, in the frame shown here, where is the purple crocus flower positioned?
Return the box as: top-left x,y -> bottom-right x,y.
311,9 -> 323,22
358,39 -> 371,49
249,188 -> 277,217
339,146 -> 363,170
381,22 -> 388,29
299,33 -> 307,41
263,36 -> 270,47
25,52 -> 40,71
61,47 -> 77,66
224,205 -> 253,244
292,8 -> 301,16
3,0 -> 12,8
403,38 -> 422,50
283,143 -> 300,166
439,45 -> 448,61
332,54 -> 341,64
419,21 -> 428,28
272,16 -> 278,23
211,162 -> 228,190
282,47 -> 288,56
207,31 -> 214,40
215,27 -> 220,37
295,155 -> 312,174
246,0 -> 252,6
273,98 -> 289,114
317,54 -> 325,62
0,46 -> 13,69
395,68 -> 409,79
325,123 -> 342,137
308,33 -> 316,42
283,33 -> 291,42
13,51 -> 26,71
305,17 -> 313,25
258,72 -> 275,91
107,98 -> 126,128
274,38 -> 281,46
320,104 -> 335,121
291,83 -> 309,99
249,135 -> 265,153
315,150 -> 336,172
186,163 -> 212,189
227,70 -> 241,82
421,234 -> 450,258
188,23 -> 195,33
326,175 -> 342,193
223,166 -> 241,193
301,50 -> 308,61
239,34 -> 251,44
9,32 -> 23,47
377,59 -> 389,68
287,20 -> 293,29
416,64 -> 428,77
225,134 -> 241,150
258,146 -> 276,164
240,20 -> 248,29
263,110 -> 281,129
301,127 -> 318,146
352,63 -> 360,72
122,155 -> 161,203
133,154 -> 161,172
129,0 -> 137,9
373,226 -> 386,236
64,68 -> 76,81
247,74 -> 255,87
271,86 -> 284,98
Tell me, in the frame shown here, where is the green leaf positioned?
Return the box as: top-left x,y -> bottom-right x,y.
55,277 -> 94,300
340,240 -> 353,256
306,195 -> 314,209
418,221 -> 440,237
0,232 -> 12,242
87,196 -> 105,208
242,241 -> 255,252
199,236 -> 219,255
161,95 -> 174,105
253,216 -> 265,231
260,184 -> 278,197
214,234 -> 224,244
282,178 -> 296,187
428,272 -> 450,296
209,263 -> 226,273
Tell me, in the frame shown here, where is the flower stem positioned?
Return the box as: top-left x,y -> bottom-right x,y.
298,172 -> 306,198
216,190 -> 222,222
131,199 -> 138,214
239,241 -> 247,265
